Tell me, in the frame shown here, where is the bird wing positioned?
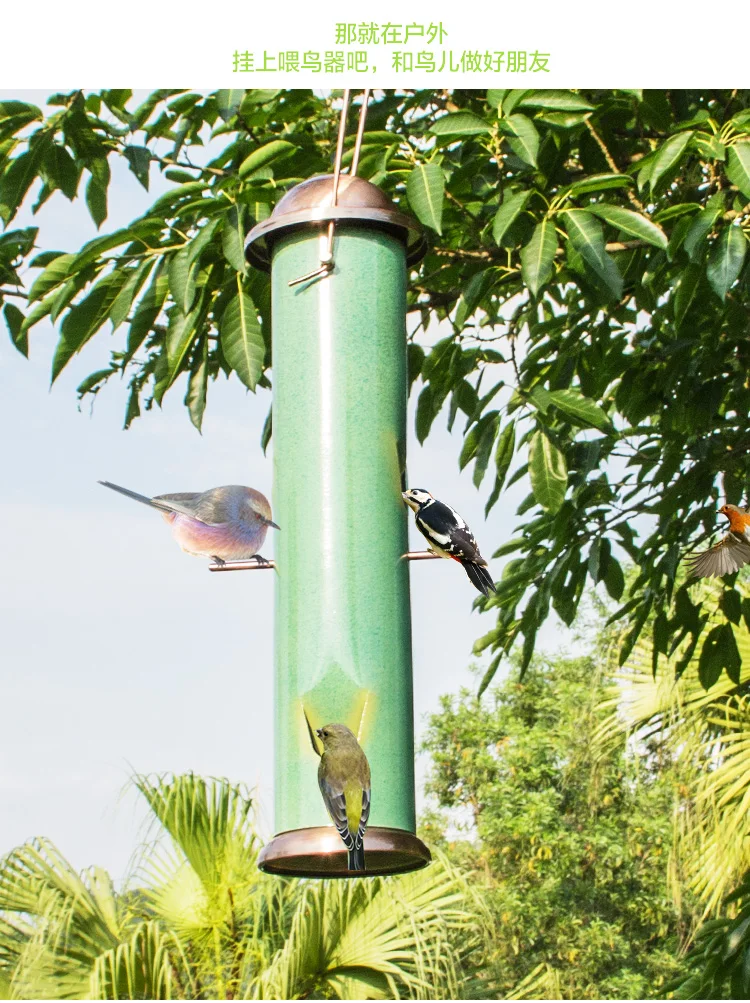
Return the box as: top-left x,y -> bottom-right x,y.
151,488 -> 242,526
319,777 -> 358,850
685,532 -> 750,579
416,501 -> 486,564
357,787 -> 371,846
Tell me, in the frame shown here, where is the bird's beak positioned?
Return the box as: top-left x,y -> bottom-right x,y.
266,519 -> 281,530
315,728 -> 322,738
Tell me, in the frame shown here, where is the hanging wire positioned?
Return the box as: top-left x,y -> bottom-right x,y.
324,87 -> 352,264
350,88 -> 371,176
288,89 -> 370,287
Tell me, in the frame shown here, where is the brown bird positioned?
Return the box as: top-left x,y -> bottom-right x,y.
685,504 -> 750,579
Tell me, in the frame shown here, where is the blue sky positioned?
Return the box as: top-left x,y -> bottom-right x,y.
0,90 -> 574,883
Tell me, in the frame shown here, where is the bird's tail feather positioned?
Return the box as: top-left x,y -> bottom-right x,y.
461,559 -> 496,597
347,844 -> 365,872
98,480 -> 173,513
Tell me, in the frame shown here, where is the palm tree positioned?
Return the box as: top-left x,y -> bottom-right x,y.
594,578 -> 750,915
0,773 -> 488,1000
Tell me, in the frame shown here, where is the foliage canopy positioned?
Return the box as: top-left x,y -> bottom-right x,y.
2,87 -> 750,684
423,646 -> 691,999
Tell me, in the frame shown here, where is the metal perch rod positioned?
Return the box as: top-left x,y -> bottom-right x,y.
208,551 -> 441,572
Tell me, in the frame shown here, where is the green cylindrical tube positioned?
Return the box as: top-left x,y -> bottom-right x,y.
273,226 -> 414,832
249,176 -> 429,876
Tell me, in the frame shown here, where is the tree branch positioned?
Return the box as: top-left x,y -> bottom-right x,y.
586,118 -> 646,213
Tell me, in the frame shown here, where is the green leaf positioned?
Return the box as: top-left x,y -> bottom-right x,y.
673,261 -> 701,326
151,181 -> 206,212
495,421 -> 516,489
683,195 -> 725,259
166,221 -> 219,314
547,388 -> 613,431
698,623 -> 739,688
520,219 -> 557,297
222,204 -> 247,273
492,190 -> 531,245
565,174 -> 633,196
85,175 -> 107,229
486,421 -> 516,516
407,163 -> 444,234
239,90 -> 280,115
529,429 -> 567,513
459,417 -> 485,470
27,253 -> 75,303
154,301 -> 202,402
4,302 -> 26,356
76,368 -> 115,396
123,145 -> 151,190
562,209 -> 623,298
477,654 -> 502,698
28,249 -> 65,268
503,114 -> 539,167
168,247 -> 197,314
44,144 -> 79,199
261,405 -> 272,454
727,142 -> 750,200
473,412 -> 500,488
517,90 -> 594,112
603,557 -> 625,601
109,259 -> 154,331
0,136 -> 52,225
586,204 -> 667,248
415,384 -> 435,444
502,90 -> 530,115
185,337 -> 208,432
215,89 -> 244,122
220,285 -> 264,391
649,130 -> 693,193
407,343 -> 424,390
0,99 -> 42,124
238,140 -> 296,179
126,263 -> 168,361
431,112 -> 490,137
51,273 -> 126,382
707,226 -> 747,301
486,89 -> 506,110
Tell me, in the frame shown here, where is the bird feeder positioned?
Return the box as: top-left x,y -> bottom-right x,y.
246,171 -> 431,877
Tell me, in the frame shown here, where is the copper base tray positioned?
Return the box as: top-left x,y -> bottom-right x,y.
258,825 -> 431,878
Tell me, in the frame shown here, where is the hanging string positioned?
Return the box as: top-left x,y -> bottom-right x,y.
288,89 -> 371,288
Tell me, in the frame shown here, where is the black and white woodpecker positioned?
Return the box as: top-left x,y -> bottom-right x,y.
402,488 -> 497,597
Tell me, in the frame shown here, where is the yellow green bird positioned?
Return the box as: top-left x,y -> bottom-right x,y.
316,723 -> 371,872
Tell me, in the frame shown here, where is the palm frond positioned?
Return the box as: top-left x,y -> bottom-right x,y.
0,840 -> 127,999
88,921 -> 179,1000
503,962 -> 562,1000
594,580 -> 750,912
251,853 -> 486,1000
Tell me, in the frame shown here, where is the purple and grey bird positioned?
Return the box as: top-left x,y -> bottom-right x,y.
98,481 -> 279,564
